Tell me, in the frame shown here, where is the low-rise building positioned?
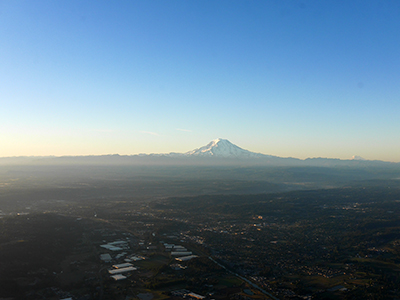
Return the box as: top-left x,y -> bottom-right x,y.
171,251 -> 192,256
112,263 -> 133,269
108,266 -> 137,274
175,255 -> 198,262
111,274 -> 127,281
100,253 -> 112,262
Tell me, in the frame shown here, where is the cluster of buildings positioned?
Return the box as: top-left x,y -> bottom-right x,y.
99,236 -> 199,283
99,238 -> 145,281
100,240 -> 130,252
108,263 -> 137,281
163,242 -> 198,262
171,289 -> 206,300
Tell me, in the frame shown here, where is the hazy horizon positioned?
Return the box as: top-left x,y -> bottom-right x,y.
2,1 -> 400,161
0,137 -> 398,163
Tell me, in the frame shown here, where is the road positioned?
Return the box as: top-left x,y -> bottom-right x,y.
208,257 -> 280,300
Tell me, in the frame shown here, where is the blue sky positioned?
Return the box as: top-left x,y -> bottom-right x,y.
1,1 -> 400,161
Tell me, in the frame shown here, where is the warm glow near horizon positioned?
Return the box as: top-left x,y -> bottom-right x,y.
2,136 -> 399,163
2,1 -> 400,162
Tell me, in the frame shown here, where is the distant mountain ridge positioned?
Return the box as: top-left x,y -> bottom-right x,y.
0,138 -> 398,168
138,138 -> 398,168
184,138 -> 267,158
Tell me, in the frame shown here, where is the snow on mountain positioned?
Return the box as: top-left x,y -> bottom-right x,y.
351,155 -> 366,161
185,138 -> 266,158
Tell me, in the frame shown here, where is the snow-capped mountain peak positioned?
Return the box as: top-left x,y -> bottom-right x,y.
351,155 -> 366,161
185,138 -> 265,158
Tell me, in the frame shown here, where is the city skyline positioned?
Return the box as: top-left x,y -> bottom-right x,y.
2,1 -> 400,161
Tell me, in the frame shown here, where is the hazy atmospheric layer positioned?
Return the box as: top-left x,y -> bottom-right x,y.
1,139 -> 398,170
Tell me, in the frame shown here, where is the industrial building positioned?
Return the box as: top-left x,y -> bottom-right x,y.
108,266 -> 137,275
112,263 -> 133,269
110,274 -> 127,281
171,251 -> 192,256
175,255 -> 198,262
